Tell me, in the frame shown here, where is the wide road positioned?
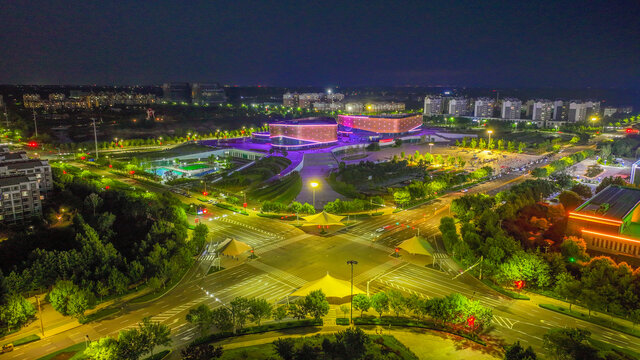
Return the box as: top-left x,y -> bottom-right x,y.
10,145 -> 620,359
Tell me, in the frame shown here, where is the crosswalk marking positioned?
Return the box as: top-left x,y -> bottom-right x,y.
247,261 -> 307,287
353,259 -> 403,284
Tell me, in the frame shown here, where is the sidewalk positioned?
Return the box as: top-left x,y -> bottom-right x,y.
1,287 -> 150,345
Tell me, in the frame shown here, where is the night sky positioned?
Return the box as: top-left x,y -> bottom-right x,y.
0,0 -> 638,88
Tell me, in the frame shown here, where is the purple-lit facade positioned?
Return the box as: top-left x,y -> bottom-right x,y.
267,118 -> 338,149
337,114 -> 422,140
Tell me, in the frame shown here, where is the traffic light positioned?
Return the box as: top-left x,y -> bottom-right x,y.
514,280 -> 524,290
396,222 -> 399,225
568,257 -> 576,263
202,191 -> 208,196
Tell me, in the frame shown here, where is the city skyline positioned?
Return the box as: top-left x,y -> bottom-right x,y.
0,0 -> 638,88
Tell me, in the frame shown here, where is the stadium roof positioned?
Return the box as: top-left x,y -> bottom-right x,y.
575,185 -> 640,220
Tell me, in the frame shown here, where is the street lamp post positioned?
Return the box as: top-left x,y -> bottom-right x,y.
347,260 -> 358,325
310,182 -> 319,209
487,130 -> 493,149
428,142 -> 434,153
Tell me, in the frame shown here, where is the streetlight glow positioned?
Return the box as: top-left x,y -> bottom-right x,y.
310,181 -> 319,209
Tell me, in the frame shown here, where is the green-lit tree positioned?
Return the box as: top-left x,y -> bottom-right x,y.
352,294 -> 371,317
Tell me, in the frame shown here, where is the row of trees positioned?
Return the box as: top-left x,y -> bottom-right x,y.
323,197 -> 383,214
444,179 -> 640,323
261,201 -> 316,215
393,166 -> 494,206
395,150 -> 466,168
531,149 -> 594,178
456,137 -> 526,153
351,291 -> 492,332
1,166 -> 207,325
84,317 -> 171,360
185,290 -> 330,336
0,272 -> 36,335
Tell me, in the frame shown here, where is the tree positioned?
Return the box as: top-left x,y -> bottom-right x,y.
393,190 -> 411,206
230,297 -> 250,330
630,309 -> 640,329
352,294 -> 371,317
542,328 -> 598,360
558,190 -> 583,211
48,280 -> 92,318
497,139 -> 505,151
210,307 -> 233,332
0,294 -> 36,332
596,176 -> 627,193
560,236 -> 589,262
139,317 -> 171,357
84,193 -> 103,216
116,329 -> 147,360
333,327 -> 370,359
273,305 -> 288,322
248,298 -> 272,325
84,337 -> 119,360
570,183 -> 592,198
531,167 -> 548,178
186,304 -> 213,335
273,338 -> 296,360
181,344 -> 223,360
554,273 -> 581,311
288,301 -> 307,320
339,305 -> 349,319
303,290 -> 329,320
518,142 -> 526,153
108,269 -> 130,295
370,292 -> 389,318
387,290 -> 406,317
504,341 -> 537,360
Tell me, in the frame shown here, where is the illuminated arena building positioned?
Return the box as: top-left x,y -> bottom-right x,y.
267,118 -> 338,149
567,185 -> 640,259
337,114 -> 422,140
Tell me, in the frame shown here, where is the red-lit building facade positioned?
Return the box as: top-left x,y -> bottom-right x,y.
267,118 -> 338,149
337,114 -> 422,140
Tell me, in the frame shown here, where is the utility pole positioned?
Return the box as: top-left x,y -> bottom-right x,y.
479,255 -> 483,280
33,110 -> 38,137
35,294 -> 44,338
4,107 -> 8,128
92,118 -> 99,159
347,260 -> 358,325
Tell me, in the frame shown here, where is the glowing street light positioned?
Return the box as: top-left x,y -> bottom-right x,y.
428,142 -> 434,153
487,130 -> 493,148
310,181 -> 319,208
346,260 -> 358,324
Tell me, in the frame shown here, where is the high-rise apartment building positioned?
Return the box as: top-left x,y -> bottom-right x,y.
423,96 -> 443,116
447,97 -> 469,116
568,101 -> 588,122
0,175 -> 42,223
0,159 -> 53,192
584,100 -> 601,118
501,98 -> 522,119
532,100 -> 554,122
553,100 -> 567,121
283,92 -> 345,109
603,107 -> 617,117
473,98 -> 495,117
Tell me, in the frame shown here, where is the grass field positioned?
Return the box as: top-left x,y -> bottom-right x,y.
180,163 -> 211,171
249,172 -> 302,203
37,343 -> 87,360
218,334 -> 417,360
217,156 -> 291,191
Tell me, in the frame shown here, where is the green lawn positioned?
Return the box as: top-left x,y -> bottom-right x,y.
37,342 -> 87,360
249,172 -> 302,203
2,334 -> 40,347
180,163 -> 211,171
219,334 -> 417,360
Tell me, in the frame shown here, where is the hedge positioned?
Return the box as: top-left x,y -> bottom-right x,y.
191,319 -> 323,346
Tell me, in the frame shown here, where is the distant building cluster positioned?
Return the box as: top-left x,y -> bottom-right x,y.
0,146 -> 52,224
423,94 -> 632,128
23,92 -> 158,110
283,92 -> 404,113
162,82 -> 227,105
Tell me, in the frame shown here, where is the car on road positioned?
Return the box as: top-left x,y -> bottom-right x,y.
1,344 -> 14,353
375,227 -> 385,232
461,189 -> 468,193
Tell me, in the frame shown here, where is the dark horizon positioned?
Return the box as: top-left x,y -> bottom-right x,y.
0,0 -> 639,88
